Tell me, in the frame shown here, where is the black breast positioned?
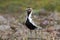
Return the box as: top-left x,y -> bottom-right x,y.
25,18 -> 37,30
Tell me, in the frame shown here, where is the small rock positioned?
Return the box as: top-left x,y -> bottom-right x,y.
0,25 -> 10,31
0,16 -> 7,24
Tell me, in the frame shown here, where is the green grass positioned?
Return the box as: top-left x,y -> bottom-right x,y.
0,0 -> 60,13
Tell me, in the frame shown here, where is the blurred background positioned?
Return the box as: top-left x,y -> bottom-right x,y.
0,0 -> 60,40
0,0 -> 60,13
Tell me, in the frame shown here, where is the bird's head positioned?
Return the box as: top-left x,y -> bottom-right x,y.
26,7 -> 33,16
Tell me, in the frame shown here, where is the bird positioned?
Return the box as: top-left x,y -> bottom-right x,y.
25,7 -> 42,30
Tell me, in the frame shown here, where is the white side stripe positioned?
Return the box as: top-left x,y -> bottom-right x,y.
28,11 -> 42,29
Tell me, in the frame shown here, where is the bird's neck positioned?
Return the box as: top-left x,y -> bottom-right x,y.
28,12 -> 32,19
26,10 -> 32,20
26,11 -> 32,23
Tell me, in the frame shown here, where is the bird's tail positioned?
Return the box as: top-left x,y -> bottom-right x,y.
36,26 -> 42,30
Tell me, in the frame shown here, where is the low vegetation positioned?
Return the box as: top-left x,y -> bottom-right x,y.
0,0 -> 60,13
0,0 -> 60,40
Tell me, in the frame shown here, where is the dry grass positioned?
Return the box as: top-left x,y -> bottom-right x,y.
0,12 -> 59,40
